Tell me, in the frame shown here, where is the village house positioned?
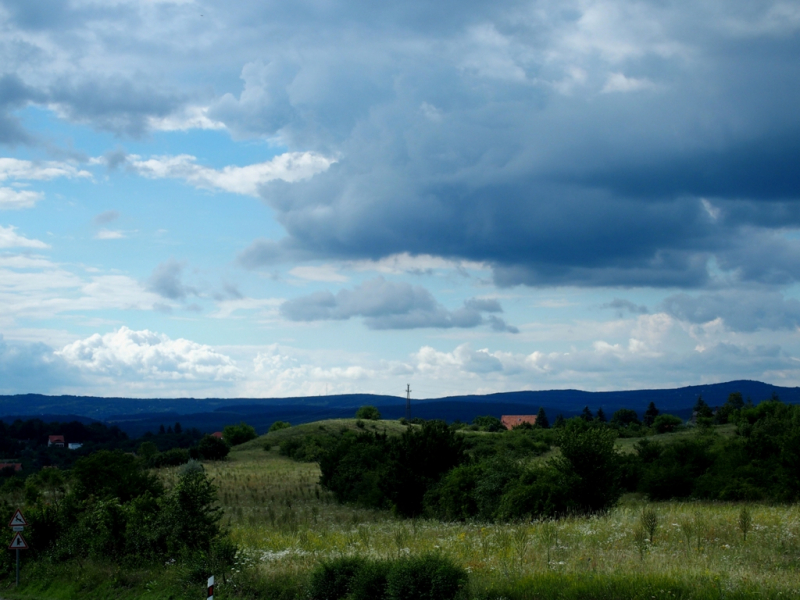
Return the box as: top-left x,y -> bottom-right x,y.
0,462 -> 22,472
47,435 -> 65,448
501,415 -> 537,430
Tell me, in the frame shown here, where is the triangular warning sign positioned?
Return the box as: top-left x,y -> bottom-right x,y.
8,532 -> 28,550
8,510 -> 26,527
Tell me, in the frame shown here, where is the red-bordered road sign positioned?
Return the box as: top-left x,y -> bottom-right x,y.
9,533 -> 28,550
8,510 -> 26,528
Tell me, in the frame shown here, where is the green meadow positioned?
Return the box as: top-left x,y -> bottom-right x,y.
4,419 -> 800,599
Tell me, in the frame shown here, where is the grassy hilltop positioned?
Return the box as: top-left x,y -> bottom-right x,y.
4,416 -> 800,600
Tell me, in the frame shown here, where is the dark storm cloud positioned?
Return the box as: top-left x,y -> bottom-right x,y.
3,0 -> 800,289
662,291 -> 800,332
146,259 -> 197,301
0,74 -> 42,144
220,2 -> 800,289
48,78 -> 184,137
280,277 -> 518,332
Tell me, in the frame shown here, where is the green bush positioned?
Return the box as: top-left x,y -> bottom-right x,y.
308,554 -> 466,600
270,420 -> 292,432
653,414 -> 682,434
198,435 -> 230,460
386,554 -> 467,600
356,405 -> 382,420
223,421 -> 258,446
309,556 -> 368,600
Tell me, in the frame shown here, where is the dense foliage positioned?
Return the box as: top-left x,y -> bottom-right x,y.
1,454 -> 235,582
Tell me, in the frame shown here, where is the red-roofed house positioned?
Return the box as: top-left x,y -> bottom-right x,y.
0,462 -> 22,472
211,431 -> 224,439
48,435 -> 65,448
501,415 -> 537,430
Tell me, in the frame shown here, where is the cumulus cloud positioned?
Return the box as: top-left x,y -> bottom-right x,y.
280,277 -> 518,332
0,225 -> 49,248
0,188 -> 43,209
56,327 -> 241,381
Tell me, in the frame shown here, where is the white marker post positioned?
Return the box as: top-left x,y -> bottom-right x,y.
8,510 -> 28,586
207,575 -> 214,600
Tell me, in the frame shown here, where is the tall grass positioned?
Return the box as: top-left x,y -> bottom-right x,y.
179,446 -> 800,598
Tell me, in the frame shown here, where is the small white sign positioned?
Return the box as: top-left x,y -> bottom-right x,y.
8,509 -> 26,528
12,526 -> 23,532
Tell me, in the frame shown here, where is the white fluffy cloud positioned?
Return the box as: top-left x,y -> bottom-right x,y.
0,188 -> 43,209
0,225 -> 49,248
56,327 -> 241,381
0,158 -> 91,182
126,152 -> 336,196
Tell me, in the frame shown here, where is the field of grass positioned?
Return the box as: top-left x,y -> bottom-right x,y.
175,421 -> 800,598
5,420 -> 798,599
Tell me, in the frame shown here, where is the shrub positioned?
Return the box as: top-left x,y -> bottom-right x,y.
356,405 -> 382,420
386,554 -> 468,600
309,556 -> 368,600
270,420 -> 292,432
653,414 -> 682,434
198,435 -> 230,460
223,421 -> 258,446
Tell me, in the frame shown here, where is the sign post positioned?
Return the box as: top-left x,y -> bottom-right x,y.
207,575 -> 214,600
8,509 -> 27,586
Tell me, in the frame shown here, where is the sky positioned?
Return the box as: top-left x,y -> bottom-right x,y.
1,0 -> 800,399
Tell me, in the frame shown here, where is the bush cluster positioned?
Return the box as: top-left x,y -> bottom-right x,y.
5,452 -> 235,580
309,554 -> 467,600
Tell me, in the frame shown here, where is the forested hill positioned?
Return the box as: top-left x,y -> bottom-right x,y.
1,380 -> 797,437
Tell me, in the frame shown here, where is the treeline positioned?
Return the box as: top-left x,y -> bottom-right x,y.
0,418 -> 260,480
315,395 -> 800,521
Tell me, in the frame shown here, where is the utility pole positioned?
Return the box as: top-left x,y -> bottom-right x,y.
406,384 -> 411,420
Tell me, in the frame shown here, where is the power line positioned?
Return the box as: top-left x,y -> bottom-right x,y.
406,383 -> 411,420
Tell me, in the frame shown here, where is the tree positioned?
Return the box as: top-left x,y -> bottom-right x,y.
174,422 -> 182,434
198,435 -> 230,460
223,421 -> 257,446
355,405 -> 381,420
596,407 -> 608,423
694,396 -> 713,419
138,441 -> 158,460
580,406 -> 594,422
269,421 -> 291,432
611,408 -> 641,428
536,407 -> 550,429
653,414 -> 682,434
553,423 -> 622,513
643,402 -> 660,427
72,450 -> 162,503
553,414 -> 566,428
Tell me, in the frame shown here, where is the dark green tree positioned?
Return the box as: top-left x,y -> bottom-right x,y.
643,402 -> 660,427
694,396 -> 713,419
611,408 -> 641,428
553,414 -> 566,428
269,420 -> 291,432
596,407 -> 607,423
536,407 -> 550,429
580,406 -> 594,422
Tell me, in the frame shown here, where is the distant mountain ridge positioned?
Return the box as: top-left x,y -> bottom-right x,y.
1,380 -> 796,437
